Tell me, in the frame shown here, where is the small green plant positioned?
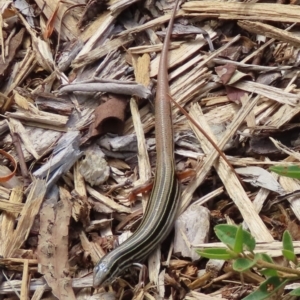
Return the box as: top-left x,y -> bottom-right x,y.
269,165 -> 300,179
196,225 -> 300,299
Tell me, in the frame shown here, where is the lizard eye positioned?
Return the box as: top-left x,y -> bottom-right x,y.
98,262 -> 108,272
94,262 -> 108,276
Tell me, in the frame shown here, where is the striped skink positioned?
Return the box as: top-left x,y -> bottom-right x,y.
93,0 -> 181,287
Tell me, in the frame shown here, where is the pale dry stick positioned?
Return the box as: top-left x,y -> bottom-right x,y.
129,99 -> 151,207
4,27 -> 16,58
1,269 -> 20,298
20,259 -> 29,300
31,285 -> 47,300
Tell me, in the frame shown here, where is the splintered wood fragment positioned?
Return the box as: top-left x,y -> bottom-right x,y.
0,28 -> 24,78
0,119 -> 8,135
20,259 -> 29,300
278,176 -> 300,221
16,12 -> 54,72
13,90 -> 31,110
212,58 -> 292,72
34,92 -> 73,115
0,186 -> 10,200
229,80 -> 300,106
196,241 -> 300,257
38,187 -> 75,300
0,274 -> 98,293
86,185 -> 131,213
238,21 -> 300,48
128,42 -> 181,55
33,131 -> 82,189
79,230 -> 104,264
150,27 -> 216,77
0,257 -> 37,265
0,199 -> 23,213
8,118 -> 39,160
3,179 -> 46,258
132,53 -> 151,87
131,53 -> 152,192
190,102 -> 273,242
270,138 -> 300,161
129,99 -> 151,202
125,30 -> 238,136
73,162 -> 90,226
0,186 -> 23,256
72,34 -> 134,68
20,121 -> 67,132
31,285 -> 47,300
180,96 -> 273,242
248,158 -> 277,217
2,127 -> 62,163
75,11 -> 117,61
187,291 -> 226,300
267,104 -> 300,128
118,9 -> 184,38
0,13 -> 4,62
182,2 -> 300,23
5,50 -> 38,97
6,104 -> 68,127
171,98 -> 245,188
169,34 -> 239,108
34,0 -> 79,40
73,164 -> 87,199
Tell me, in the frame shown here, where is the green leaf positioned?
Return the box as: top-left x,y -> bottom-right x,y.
289,287 -> 300,296
240,230 -> 255,252
233,225 -> 244,254
214,224 -> 256,252
243,277 -> 288,300
259,268 -> 278,277
215,225 -> 237,249
269,165 -> 300,179
196,248 -> 237,260
282,231 -> 297,263
282,249 -> 297,264
282,231 -> 294,252
254,253 -> 278,277
233,258 -> 255,272
255,253 -> 274,264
